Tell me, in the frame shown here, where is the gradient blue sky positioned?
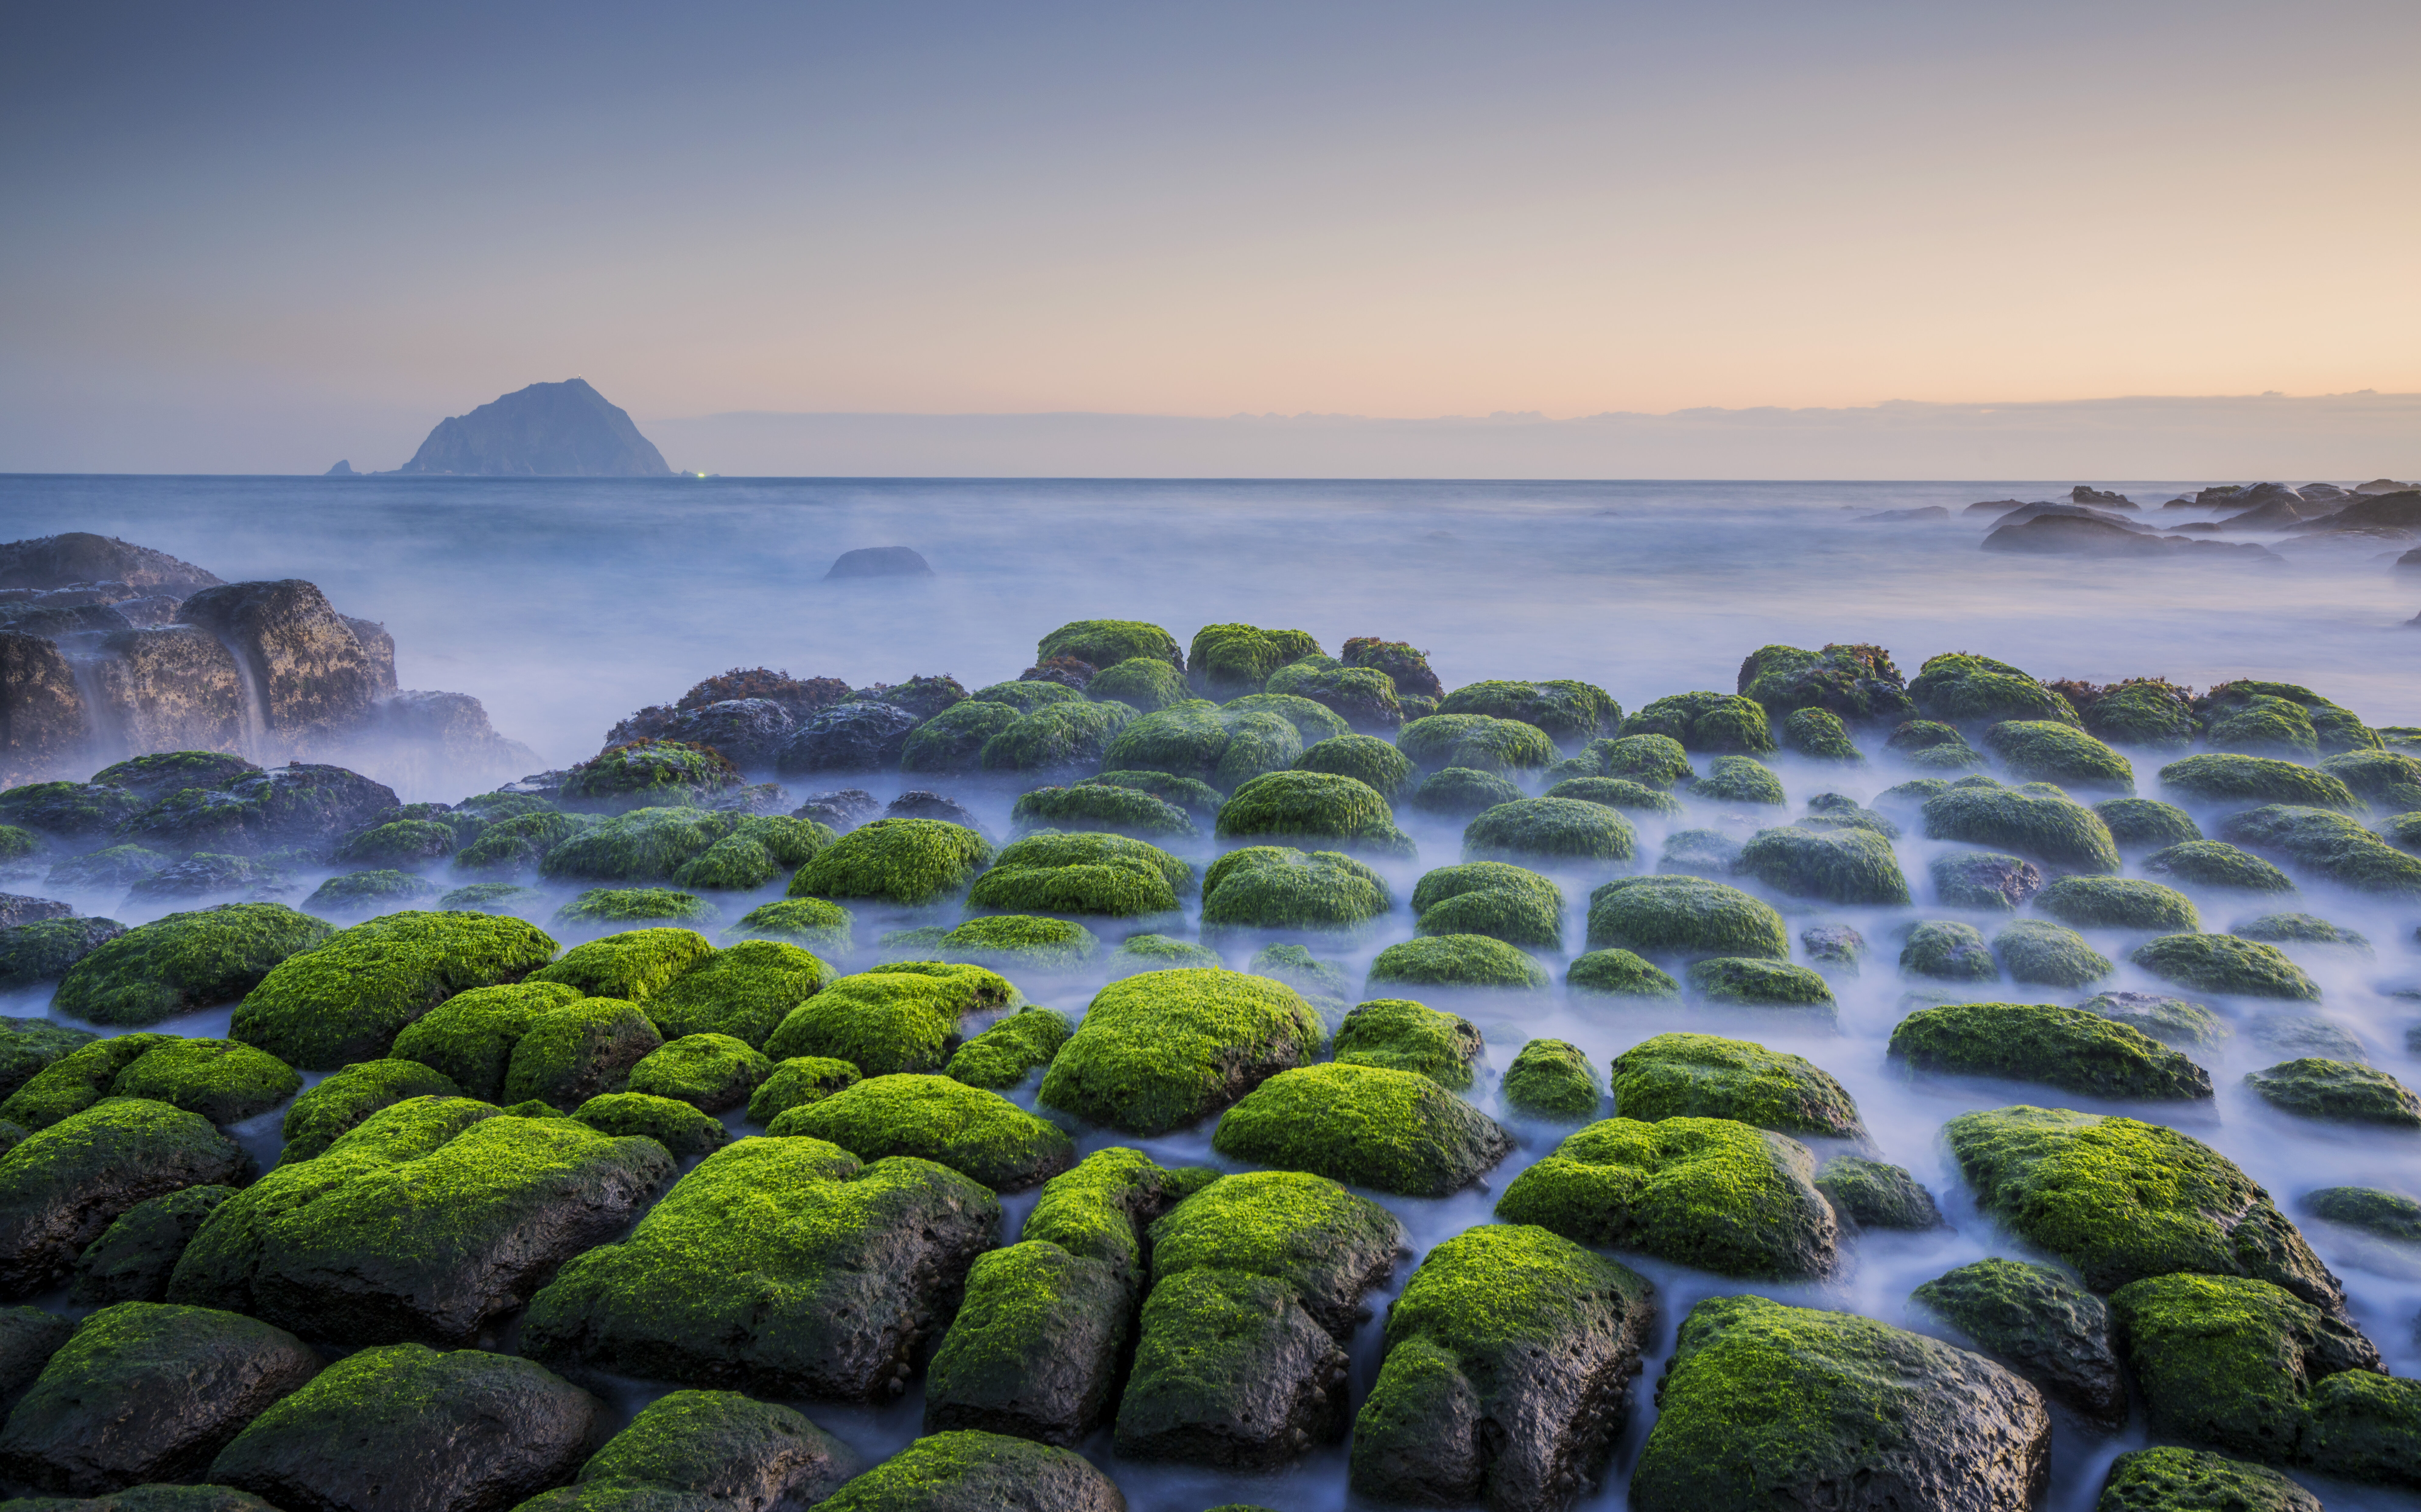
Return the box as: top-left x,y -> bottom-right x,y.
4,0 -> 2416,471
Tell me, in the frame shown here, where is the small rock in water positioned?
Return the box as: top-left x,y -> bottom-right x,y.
794,789 -> 880,830
824,546 -> 934,580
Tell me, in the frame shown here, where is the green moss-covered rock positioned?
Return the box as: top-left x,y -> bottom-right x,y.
745,1056 -> 860,1124
519,1136 -> 999,1398
1888,723 -> 1990,770
1780,707 -> 1864,762
1495,1116 -> 1837,1278
276,1059 -> 459,1163
1291,734 -> 1414,802
530,1387 -> 855,1510
228,910 -> 557,1069
2319,748 -> 2421,813
1105,934 -> 1222,977
1687,957 -> 1837,1016
1039,969 -> 1322,1135
1944,1105 -> 2341,1307
1738,643 -> 1913,724
1408,766 -> 1525,819
558,739 -> 739,814
0,919 -> 125,995
1922,781 -> 2121,873
943,1007 -> 1071,1087
1898,920 -> 1998,981
1584,874 -> 1788,961
54,905 -> 332,1029
551,887 -> 717,931
1798,924 -> 1867,975
168,1097 -> 675,1345
786,818 -> 994,907
1734,824 -> 1909,905
1098,703 -> 1292,791
768,1074 -> 1074,1191
2246,1058 -> 2421,1127
624,1033 -> 770,1113
1083,655 -> 1189,713
1460,797 -> 1632,869
1210,1062 -> 1510,1197
722,897 -> 853,956
44,844 -> 170,893
2228,912 -> 2369,951
2220,803 -> 2421,896
762,963 -> 1019,1077
500,997 -> 665,1109
1814,1155 -> 1940,1230
1366,935 -> 1550,993
1799,791 -> 1899,838
1909,652 -> 2078,727
1008,784 -> 1195,841
1037,619 -> 1182,672
333,819 -> 457,872
1609,1032 -> 1862,1138
0,1098 -> 251,1294
2204,694 -> 2325,761
2132,933 -> 2320,1000
530,926 -> 715,1002
2097,797 -> 2203,853
1693,755 -> 1785,805
2078,991 -> 2228,1047
966,830 -> 1191,920
1565,949 -> 1680,999
932,914 -> 1100,974
1199,846 -> 1390,940
1332,998 -> 1482,1087
1910,1257 -> 2120,1422
1994,918 -> 2114,987
1621,692 -> 1777,755
568,1090 -> 731,1157
2035,875 -> 2199,932
816,1431 -> 1123,1512
1247,942 -> 1351,1016
1079,770 -> 1225,830
2304,1186 -> 2421,1243
1214,770 -> 1412,857
898,700 -> 1023,775
66,1185 -> 237,1306
436,882 -> 546,918
1349,1223 -> 1653,1510
1984,721 -> 2134,792
1889,1002 -> 2210,1099
2,1037 -> 299,1132
1225,692 -> 1354,748
0,779 -> 147,844
1397,714 -> 1558,775
0,1020 -> 95,1104
2143,840 -> 2296,893
385,982 -> 584,1101
1501,1039 -> 1599,1120
641,939 -> 833,1048
2160,754 -> 2362,814
1927,850 -> 2043,912
543,804 -> 741,884
449,810 -> 592,877
2094,1446 -> 2322,1512
2078,679 -> 2200,753
1542,776 -> 1685,817
1187,624 -> 1320,698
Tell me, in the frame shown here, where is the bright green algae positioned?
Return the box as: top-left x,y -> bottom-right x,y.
230,910 -> 558,1069
1888,1002 -> 2210,1099
1040,968 -> 1322,1135
1460,798 -> 1634,868
1608,1032 -> 1863,1138
1584,875 -> 1789,961
786,818 -> 994,907
770,1073 -> 1076,1191
722,897 -> 854,956
277,1058 -> 461,1162
2034,875 -> 2200,932
1366,935 -> 1551,992
2245,1058 -> 2421,1127
1734,824 -> 1910,905
2131,934 -> 2320,1000
1330,998 -> 1482,1087
640,938 -> 833,1046
0,1035 -> 301,1130
1501,1039 -> 1601,1119
387,981 -> 586,1101
943,1007 -> 1072,1087
1921,781 -> 2121,873
762,962 -> 1020,1076
966,830 -> 1191,920
530,927 -> 717,1001
55,904 -> 333,1028
1210,1062 -> 1511,1197
1214,770 -> 1413,857
625,1032 -> 771,1112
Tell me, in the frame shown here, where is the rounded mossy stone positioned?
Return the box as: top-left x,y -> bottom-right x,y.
2094,1446 -> 2321,1512
2245,1058 -> 2421,1127
943,1007 -> 1072,1088
669,833 -> 781,891
54,904 -> 334,1029
1408,767 -> 1526,819
436,882 -> 547,917
1564,949 -> 1679,999
967,830 -> 1192,920
502,997 -> 665,1109
559,739 -> 740,814
1413,883 -> 1562,951
2077,991 -> 2227,1048
0,918 -> 127,993
1246,943 -> 1351,1015
1909,1256 -> 2120,1422
935,915 -> 1100,974
745,1057 -> 861,1124
2096,798 -> 2203,853
2203,695 -> 2324,761
1396,715 -> 1557,776
1036,619 -> 1183,672
722,897 -> 854,956
1906,652 -> 2077,726
626,1033 -> 771,1113
1943,1105 -> 2339,1306
1584,875 -> 1788,962
0,1019 -> 98,1104
642,939 -> 835,1048
1982,721 -> 2134,792
1192,625 -> 1326,697
977,700 -> 1140,777
1038,969 -> 1322,1136
1780,706 -> 1864,762
2158,754 -> 2362,814
538,806 -> 736,884
1434,679 -> 1618,742
67,1184 -> 237,1305
2131,933 -> 2320,1000
1685,957 -> 1837,1015
2225,911 -> 2366,950
1143,1168 -> 1404,1341
1459,797 -> 1633,869
2034,876 -> 2199,932
899,700 -> 1024,775
1921,782 -> 2120,874
1214,770 -> 1411,857
571,1090 -> 732,1157
2315,746 -> 2421,808
1588,733 -> 1695,789
1085,655 -> 1190,712
1210,1062 -> 1511,1198
1008,785 -> 1195,842
0,1098 -> 252,1295
451,810 -> 593,877
44,844 -> 170,893
0,1034 -> 294,1133
762,962 -> 1020,1077
1691,755 -> 1785,805
0,777 -> 148,840
1620,692 -> 1777,756
1292,734 -> 1413,802
1366,935 -> 1550,994
972,680 -> 1085,715
1734,824 -> 1909,906
1097,703 -> 1269,791
526,930 -> 707,1005
1501,1039 -> 1599,1120
1198,846 -> 1390,941
1797,792 -> 1900,839
2220,803 -> 2421,896
768,1074 -> 1075,1192
1078,770 -> 1225,830
1332,999 -> 1482,1088
386,982 -> 587,1100
1106,934 -> 1223,977
2142,840 -> 2295,893
1926,850 -> 2043,912
1889,1002 -> 2211,1100
0,1035 -> 173,1130
277,1059 -> 461,1163
230,910 -> 559,1069
1608,1032 -> 1863,1138
1409,861 -> 1558,915
1815,1156 -> 1940,1230
1737,643 -> 1912,726
552,887 -> 717,931
815,1430 -> 1119,1512
1253,668 -> 1400,737
1993,919 -> 2114,987
2303,1186 -> 2421,1243
2106,1269 -> 2375,1463
1495,1117 -> 1837,1279
1542,777 -> 1684,818
334,819 -> 458,871
1898,921 -> 1998,982
785,818 -> 994,907
556,1386 -> 855,1508
296,869 -> 439,916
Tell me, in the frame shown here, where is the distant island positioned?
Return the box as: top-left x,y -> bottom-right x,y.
384,378 -> 673,477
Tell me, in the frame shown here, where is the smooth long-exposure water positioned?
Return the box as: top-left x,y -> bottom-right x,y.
2,474 -> 2416,1510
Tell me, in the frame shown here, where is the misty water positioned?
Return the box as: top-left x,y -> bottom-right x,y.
4,473 -> 2419,1509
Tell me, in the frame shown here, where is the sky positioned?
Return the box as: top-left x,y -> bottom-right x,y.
3,0 -> 2417,474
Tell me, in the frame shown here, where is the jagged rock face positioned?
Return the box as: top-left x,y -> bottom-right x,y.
0,634 -> 87,788
0,535 -> 220,596
341,618 -> 399,694
87,629 -> 248,756
176,581 -> 384,745
393,379 -> 673,478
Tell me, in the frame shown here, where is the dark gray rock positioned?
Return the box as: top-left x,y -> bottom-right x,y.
776,703 -> 920,775
117,763 -> 399,860
825,547 -> 934,580
0,1304 -> 74,1416
1930,851 -> 2044,911
1913,1258 -> 2123,1425
390,379 -> 671,478
520,1388 -> 855,1512
793,790 -> 880,831
0,535 -> 219,596
71,1185 -> 237,1305
0,633 -> 89,790
0,896 -> 70,928
174,581 -> 385,747
664,699 -> 796,768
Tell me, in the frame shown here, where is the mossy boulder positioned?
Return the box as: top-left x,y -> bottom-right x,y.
2246,1058 -> 2421,1127
1435,680 -> 1617,743
1212,1062 -> 1510,1197
521,1135 -> 999,1398
723,897 -> 854,956
525,1388 -> 855,1512
977,700 -> 1139,776
1911,1257 -> 2120,1423
2159,755 -> 2361,814
1460,797 -> 1632,869
529,926 -> 714,1002
1198,846 -> 1390,941
1078,769 -> 1225,830
1495,1116 -> 1838,1279
2192,683 -> 2377,760
2132,933 -> 2319,1000
1099,702 -> 1301,791
1928,850 -> 2043,912
2229,912 -> 2369,951
54,904 -> 332,1029
762,962 -> 1020,1077
1908,652 -> 2078,728
1629,1295 -> 2051,1512
1188,624 -> 1321,698
1502,1039 -> 1600,1120
745,1056 -> 861,1124
1349,1223 -> 1653,1510
1037,619 -> 1183,672
1008,784 -> 1195,841
43,844 -> 169,892
1943,1105 -> 2341,1308
1621,692 -> 1776,755
115,763 -> 399,861
1,1037 -> 300,1132
1332,998 -> 1482,1087
558,740 -> 738,814
929,914 -> 1100,974
67,1185 -> 236,1305
551,887 -> 717,931
1799,924 -> 1867,974
624,1033 -> 770,1113
1105,934 -> 1223,977
168,1097 -> 674,1345
1226,691 -> 1355,747
2078,679 -> 2201,752
1215,770 -> 1412,856
451,810 -> 591,877
0,1098 -> 250,1295
2078,991 -> 2228,1048
0,1301 -> 320,1495
1900,920 -> 1999,981
817,1430 -> 1123,1512
1780,707 -> 1864,762
770,1074 -> 1076,1191
673,814 -> 835,890
566,1091 -> 731,1157
0,781 -> 146,847
1293,733 -> 1414,801
2097,797 -> 2203,853
333,819 -> 457,871
1693,755 -> 1786,805
1994,918 -> 2113,987
786,818 -> 994,907
898,700 -> 1023,775
2304,1186 -> 2421,1244
942,1006 -> 1071,1087
1983,721 -> 2135,792
1922,781 -> 2121,873
1396,714 -> 1557,775
1543,776 -> 1684,817
1737,642 -> 1914,724
276,1058 -> 460,1163
1367,935 -> 1551,993
2318,748 -> 2421,812
1408,766 -> 1527,819
1889,1002 -> 2211,1099
1814,1156 -> 1941,1230
1585,874 -> 1789,961
1608,1032 -> 1862,1138
1735,824 -> 1909,906
1687,959 -> 1838,1017
2143,840 -> 2295,893
435,882 -> 547,918
385,982 -> 582,1100
1565,948 -> 1680,999
642,938 -> 834,1048
966,830 -> 1191,920
1084,655 -> 1190,712
1888,723 -> 1989,770
229,910 -> 557,1069
2220,803 -> 2421,896
0,1021 -> 96,1102
2203,695 -> 2324,761
2035,875 -> 2199,932
1040,969 -> 1322,1136
2094,1446 -> 2322,1512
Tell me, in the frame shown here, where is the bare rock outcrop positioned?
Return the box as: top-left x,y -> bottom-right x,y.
0,535 -> 220,596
